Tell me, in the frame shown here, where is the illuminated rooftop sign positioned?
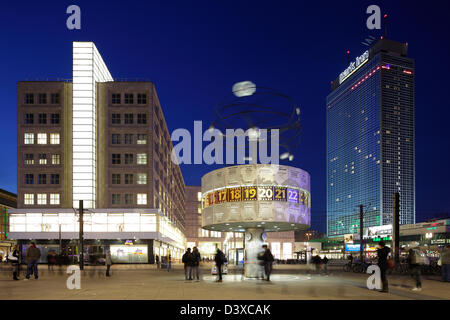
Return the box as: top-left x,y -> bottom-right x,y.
339,50 -> 369,84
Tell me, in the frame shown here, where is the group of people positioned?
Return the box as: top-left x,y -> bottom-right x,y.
182,247 -> 202,281
311,254 -> 329,275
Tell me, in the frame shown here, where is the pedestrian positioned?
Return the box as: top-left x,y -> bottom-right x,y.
24,241 -> 41,280
262,244 -> 275,281
167,254 -> 172,272
407,247 -> 422,291
322,256 -> 329,275
312,255 -> 322,274
9,245 -> 20,280
440,244 -> 450,282
192,247 -> 201,281
214,247 -> 226,282
182,248 -> 193,280
348,254 -> 353,264
106,250 -> 112,277
155,254 -> 160,269
376,241 -> 391,293
47,251 -> 56,271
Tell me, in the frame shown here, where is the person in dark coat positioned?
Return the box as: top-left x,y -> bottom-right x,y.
262,245 -> 275,281
10,245 -> 20,280
322,256 -> 329,275
376,241 -> 391,293
214,248 -> 225,282
182,248 -> 194,280
407,248 -> 422,291
25,241 -> 41,280
106,250 -> 112,277
192,247 -> 201,281
155,254 -> 160,269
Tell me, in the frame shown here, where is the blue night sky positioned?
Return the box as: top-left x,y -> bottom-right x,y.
1,1 -> 449,232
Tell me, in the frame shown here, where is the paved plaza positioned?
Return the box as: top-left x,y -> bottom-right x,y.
0,263 -> 448,300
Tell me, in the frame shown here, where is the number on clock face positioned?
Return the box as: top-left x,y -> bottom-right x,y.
274,187 -> 287,201
243,186 -> 257,201
288,188 -> 299,203
228,187 -> 242,202
258,187 -> 273,201
216,189 -> 227,203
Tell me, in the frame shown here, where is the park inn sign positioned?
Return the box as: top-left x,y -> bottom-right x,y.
339,50 -> 369,84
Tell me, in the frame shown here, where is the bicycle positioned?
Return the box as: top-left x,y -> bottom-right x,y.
343,262 -> 353,272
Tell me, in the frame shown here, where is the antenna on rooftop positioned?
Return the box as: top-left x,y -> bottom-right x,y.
384,14 -> 388,38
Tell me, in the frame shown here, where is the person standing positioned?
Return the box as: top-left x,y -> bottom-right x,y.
24,241 -> 41,280
155,254 -> 160,269
441,244 -> 450,282
322,256 -> 329,275
106,250 -> 112,277
192,247 -> 201,281
407,248 -> 422,291
214,247 -> 225,282
262,244 -> 274,281
167,254 -> 172,272
376,241 -> 391,293
9,245 -> 20,280
182,248 -> 193,280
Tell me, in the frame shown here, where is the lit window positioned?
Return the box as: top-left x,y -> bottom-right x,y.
37,133 -> 47,144
52,154 -> 60,165
50,194 -> 60,205
137,153 -> 147,164
25,154 -> 34,165
50,133 -> 60,144
24,194 -> 34,205
137,134 -> 147,145
37,194 -> 47,205
197,192 -> 202,202
137,173 -> 147,185
137,193 -> 147,205
24,133 -> 34,144
39,154 -> 47,165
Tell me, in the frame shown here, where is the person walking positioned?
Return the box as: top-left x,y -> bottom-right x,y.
322,256 -> 329,275
155,254 -> 160,269
106,250 -> 112,277
192,247 -> 201,281
24,241 -> 41,280
376,241 -> 391,293
440,244 -> 450,282
262,244 -> 274,281
214,247 -> 226,282
47,251 -> 56,271
167,254 -> 172,272
182,248 -> 193,280
407,247 -> 422,291
9,245 -> 20,280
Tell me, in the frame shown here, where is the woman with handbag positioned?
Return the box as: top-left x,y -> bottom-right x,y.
9,245 -> 20,280
376,241 -> 391,293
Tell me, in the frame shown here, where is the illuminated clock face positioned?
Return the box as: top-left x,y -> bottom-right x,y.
245,233 -> 252,241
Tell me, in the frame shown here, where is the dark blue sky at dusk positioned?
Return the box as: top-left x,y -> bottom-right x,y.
1,1 -> 449,232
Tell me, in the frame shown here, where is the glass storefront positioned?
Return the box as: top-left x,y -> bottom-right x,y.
110,245 -> 148,263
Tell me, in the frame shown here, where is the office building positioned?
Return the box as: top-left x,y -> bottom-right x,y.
327,38 -> 415,237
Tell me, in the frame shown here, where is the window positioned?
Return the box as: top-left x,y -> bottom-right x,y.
52,154 -> 60,165
137,134 -> 147,144
25,174 -> 34,184
38,174 -> 46,184
137,173 -> 147,185
39,154 -> 47,165
24,113 -> 34,124
124,114 -> 133,124
51,93 -> 60,104
38,113 -> 47,124
37,194 -> 47,205
124,134 -> 133,145
38,93 -> 47,104
124,93 -> 134,104
137,93 -> 147,104
50,113 -> 60,124
125,153 -> 133,164
112,154 -> 121,164
112,94 -> 121,104
137,114 -> 147,124
125,174 -> 134,184
50,193 -> 60,205
37,133 -> 47,144
112,134 -> 121,144
112,194 -> 121,205
112,113 -> 121,124
125,194 -> 134,205
112,174 -> 121,184
50,174 -> 59,184
137,153 -> 147,165
25,154 -> 34,165
25,93 -> 34,104
137,193 -> 147,205
50,133 -> 60,144
24,133 -> 34,144
24,193 -> 35,205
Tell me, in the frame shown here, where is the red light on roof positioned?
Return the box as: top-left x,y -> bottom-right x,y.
384,14 -> 388,18
347,50 -> 350,54
381,36 -> 383,39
